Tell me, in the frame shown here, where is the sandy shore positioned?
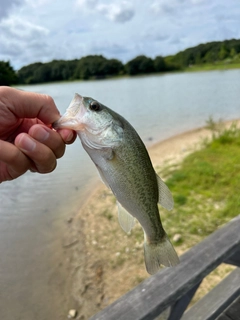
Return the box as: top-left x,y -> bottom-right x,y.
61,119 -> 240,319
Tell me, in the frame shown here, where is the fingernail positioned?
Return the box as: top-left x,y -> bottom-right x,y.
35,127 -> 50,142
65,131 -> 74,143
60,129 -> 74,143
20,135 -> 36,152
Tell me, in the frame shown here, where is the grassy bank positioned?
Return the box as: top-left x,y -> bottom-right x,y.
152,120 -> 240,306
185,61 -> 240,72
157,120 -> 240,248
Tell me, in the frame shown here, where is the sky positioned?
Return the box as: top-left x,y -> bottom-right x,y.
1,0 -> 240,70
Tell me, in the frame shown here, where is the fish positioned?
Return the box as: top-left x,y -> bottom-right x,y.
54,93 -> 179,274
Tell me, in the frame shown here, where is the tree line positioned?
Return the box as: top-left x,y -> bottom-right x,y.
168,38 -> 240,67
1,38 -> 240,86
2,55 -> 176,85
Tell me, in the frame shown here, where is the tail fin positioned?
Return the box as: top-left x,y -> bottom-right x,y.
144,234 -> 179,275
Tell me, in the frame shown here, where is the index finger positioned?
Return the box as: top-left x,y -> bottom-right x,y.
0,87 -> 60,125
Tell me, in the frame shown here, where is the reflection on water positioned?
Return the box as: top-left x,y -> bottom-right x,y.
0,69 -> 239,319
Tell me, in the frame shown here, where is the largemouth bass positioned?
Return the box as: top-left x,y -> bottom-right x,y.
54,94 -> 179,274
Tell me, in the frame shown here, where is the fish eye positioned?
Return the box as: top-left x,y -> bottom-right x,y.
90,101 -> 100,112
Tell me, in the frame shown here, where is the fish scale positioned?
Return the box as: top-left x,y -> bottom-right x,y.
54,93 -> 179,275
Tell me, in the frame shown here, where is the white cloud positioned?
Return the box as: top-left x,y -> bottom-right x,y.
75,0 -> 135,23
0,17 -> 49,40
75,0 -> 98,8
150,0 -> 209,16
150,0 -> 179,15
96,1 -> 135,23
0,17 -> 50,66
190,0 -> 207,4
0,0 -> 24,20
25,0 -> 52,7
0,0 -> 240,69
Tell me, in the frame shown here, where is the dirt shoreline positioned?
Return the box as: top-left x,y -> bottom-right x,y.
61,119 -> 240,319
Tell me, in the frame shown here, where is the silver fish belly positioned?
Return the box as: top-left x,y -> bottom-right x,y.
54,93 -> 179,274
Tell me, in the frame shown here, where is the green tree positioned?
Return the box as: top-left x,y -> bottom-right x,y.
218,44 -> 229,60
33,64 -> 51,83
230,48 -> 237,58
0,61 -> 18,86
74,55 -> 123,80
203,50 -> 217,63
168,39 -> 240,67
18,62 -> 43,84
125,55 -> 155,75
154,56 -> 166,72
50,60 -> 65,81
102,59 -> 124,76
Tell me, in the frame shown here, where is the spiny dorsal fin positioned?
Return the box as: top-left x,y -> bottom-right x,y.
156,174 -> 174,211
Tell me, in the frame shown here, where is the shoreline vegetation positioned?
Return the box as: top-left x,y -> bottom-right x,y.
61,119 -> 240,319
1,38 -> 240,86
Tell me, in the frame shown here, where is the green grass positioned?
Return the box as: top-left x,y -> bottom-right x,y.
185,61 -> 240,72
158,121 -> 240,248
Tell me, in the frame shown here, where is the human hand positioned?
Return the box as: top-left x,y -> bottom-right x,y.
0,86 -> 76,183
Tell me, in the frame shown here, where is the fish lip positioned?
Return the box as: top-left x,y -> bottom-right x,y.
52,119 -> 62,130
52,93 -> 85,130
52,117 -> 80,130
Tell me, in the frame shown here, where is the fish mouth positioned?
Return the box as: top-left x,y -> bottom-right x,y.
53,117 -> 80,130
53,93 -> 86,130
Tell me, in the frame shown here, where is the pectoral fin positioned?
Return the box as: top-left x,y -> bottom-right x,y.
156,174 -> 174,211
117,201 -> 135,233
95,165 -> 110,189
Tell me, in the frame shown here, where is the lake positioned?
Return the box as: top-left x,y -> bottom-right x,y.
0,69 -> 240,319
